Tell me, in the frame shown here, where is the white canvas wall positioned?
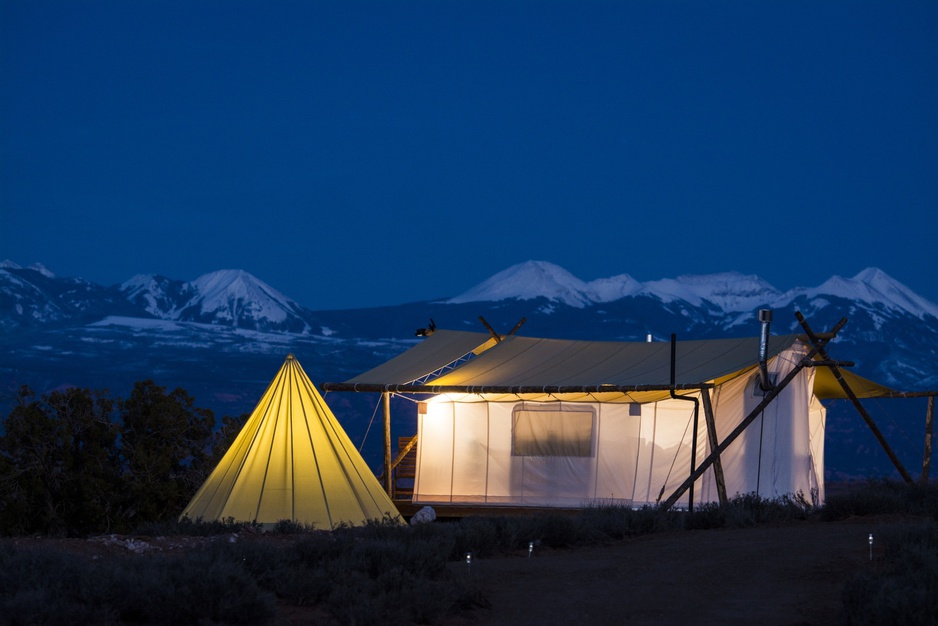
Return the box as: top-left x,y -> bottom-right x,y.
413,346 -> 825,508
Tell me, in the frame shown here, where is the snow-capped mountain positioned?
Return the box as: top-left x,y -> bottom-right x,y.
448,260 -> 938,320
778,268 -> 938,321
445,262 -> 784,313
0,261 -> 140,330
121,270 -> 314,333
447,261 -> 600,307
121,274 -> 193,319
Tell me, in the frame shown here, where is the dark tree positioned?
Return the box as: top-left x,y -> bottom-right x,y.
118,381 -> 215,525
209,412 -> 250,468
0,385 -> 120,535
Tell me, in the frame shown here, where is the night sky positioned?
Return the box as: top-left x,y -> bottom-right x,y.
2,1 -> 936,310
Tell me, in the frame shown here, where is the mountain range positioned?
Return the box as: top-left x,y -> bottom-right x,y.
2,259 -> 936,480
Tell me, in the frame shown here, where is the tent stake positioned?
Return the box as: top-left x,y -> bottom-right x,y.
923,395 -> 935,484
795,312 -> 914,484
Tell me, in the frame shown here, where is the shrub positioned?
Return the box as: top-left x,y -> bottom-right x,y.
0,544 -> 278,625
840,521 -> 938,625
136,515 -> 258,537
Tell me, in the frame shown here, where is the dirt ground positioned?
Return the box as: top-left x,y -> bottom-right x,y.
3,515 -> 909,625
441,515 -> 892,626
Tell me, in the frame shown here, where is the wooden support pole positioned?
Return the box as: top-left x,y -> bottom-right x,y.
661,352 -> 812,510
383,392 -> 392,495
660,316 -> 846,511
391,435 -> 418,473
923,395 -> 935,484
795,312 -> 914,484
507,317 -> 527,336
478,316 -> 502,342
700,388 -> 728,505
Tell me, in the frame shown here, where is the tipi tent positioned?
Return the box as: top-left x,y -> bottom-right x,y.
328,326 -> 896,511
181,354 -> 401,529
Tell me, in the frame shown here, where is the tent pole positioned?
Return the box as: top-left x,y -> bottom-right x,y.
669,334 -> 700,512
660,316 -> 846,511
700,389 -> 728,505
795,312 -> 914,484
922,395 -> 935,484
383,392 -> 392,496
478,316 -> 502,342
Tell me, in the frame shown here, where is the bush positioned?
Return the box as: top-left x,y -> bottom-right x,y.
840,521 -> 938,625
136,516 -> 259,537
682,492 -> 815,530
0,544 -> 277,626
823,479 -> 938,521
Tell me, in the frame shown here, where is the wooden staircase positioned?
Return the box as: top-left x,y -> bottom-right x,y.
392,435 -> 418,500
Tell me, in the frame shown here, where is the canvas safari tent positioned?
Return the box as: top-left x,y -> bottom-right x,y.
325,314 -> 913,512
181,354 -> 402,529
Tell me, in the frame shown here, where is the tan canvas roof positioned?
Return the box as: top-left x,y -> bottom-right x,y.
340,329 -> 894,402
346,330 -> 496,385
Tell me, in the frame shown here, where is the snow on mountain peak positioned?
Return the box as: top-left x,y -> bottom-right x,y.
642,272 -> 781,312
449,263 -> 780,312
119,274 -> 188,319
797,268 -> 938,320
183,269 -> 305,327
448,261 -> 596,308
1,260 -> 55,278
587,273 -> 644,302
446,262 -> 937,320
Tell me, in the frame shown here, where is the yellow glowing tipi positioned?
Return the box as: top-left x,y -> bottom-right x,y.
181,354 -> 401,529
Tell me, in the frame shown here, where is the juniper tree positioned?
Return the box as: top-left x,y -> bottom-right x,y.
118,380 -> 215,525
0,385 -> 120,535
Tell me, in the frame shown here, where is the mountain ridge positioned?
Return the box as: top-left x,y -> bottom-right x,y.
447,260 -> 938,320
3,260 -> 937,341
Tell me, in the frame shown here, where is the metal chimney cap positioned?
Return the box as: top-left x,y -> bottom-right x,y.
758,309 -> 773,322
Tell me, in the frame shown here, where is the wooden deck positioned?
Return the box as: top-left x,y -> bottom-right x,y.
392,499 -> 584,520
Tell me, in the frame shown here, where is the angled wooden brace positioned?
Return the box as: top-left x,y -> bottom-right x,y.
796,311 -> 913,484
659,316 -> 847,511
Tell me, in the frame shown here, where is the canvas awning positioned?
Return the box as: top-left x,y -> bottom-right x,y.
331,329 -> 896,402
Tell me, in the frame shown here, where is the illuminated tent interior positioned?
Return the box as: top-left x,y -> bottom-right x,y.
181,354 -> 402,529
336,329 -> 897,510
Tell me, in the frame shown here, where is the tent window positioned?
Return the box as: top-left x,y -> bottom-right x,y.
511,405 -> 595,457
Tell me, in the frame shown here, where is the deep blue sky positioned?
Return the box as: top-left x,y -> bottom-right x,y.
2,1 -> 936,310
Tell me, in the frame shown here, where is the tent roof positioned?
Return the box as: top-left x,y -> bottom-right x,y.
427,333 -> 798,387
182,355 -> 401,529
346,329 -> 497,386
340,329 -> 895,401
